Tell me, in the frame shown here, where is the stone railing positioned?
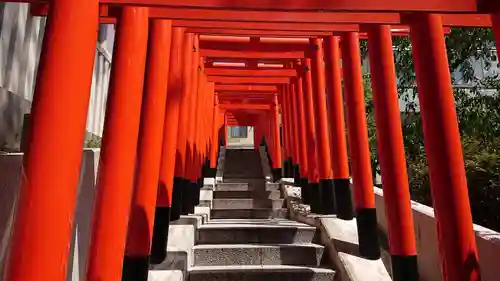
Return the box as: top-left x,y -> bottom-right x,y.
374,187 -> 500,281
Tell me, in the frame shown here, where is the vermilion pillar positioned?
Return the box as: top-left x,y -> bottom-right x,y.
208,94 -> 220,177
272,93 -> 283,180
174,33 -> 194,216
367,25 -> 418,281
224,112 -> 229,146
340,32 -> 381,259
151,27 -> 185,265
289,83 -> 301,182
3,0 -> 98,280
294,71 -> 310,203
281,86 -> 292,178
268,111 -> 277,171
123,20 -> 172,281
323,35 -> 354,220
302,59 -> 321,213
283,85 -> 296,178
87,7 -> 149,281
492,14 -> 500,48
310,38 -> 336,215
409,14 -> 479,281
185,36 -> 200,213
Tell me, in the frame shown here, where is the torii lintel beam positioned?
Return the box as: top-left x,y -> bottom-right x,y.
205,68 -> 297,77
215,85 -> 278,92
29,4 -> 496,24
208,76 -> 289,84
182,22 -> 362,32
201,50 -> 305,59
188,28 -> 330,37
219,104 -> 272,110
44,0 -> 497,13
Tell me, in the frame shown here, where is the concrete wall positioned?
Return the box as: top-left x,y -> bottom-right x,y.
374,187 -> 500,281
0,3 -> 114,151
227,126 -> 254,149
0,149 -> 100,281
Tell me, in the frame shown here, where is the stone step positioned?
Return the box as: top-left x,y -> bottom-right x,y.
211,208 -> 288,219
213,190 -> 282,199
216,183 -> 249,191
223,174 -> 264,179
197,222 -> 315,244
216,183 -> 278,191
212,198 -> 284,210
188,265 -> 335,281
222,177 -> 265,182
193,243 -> 324,266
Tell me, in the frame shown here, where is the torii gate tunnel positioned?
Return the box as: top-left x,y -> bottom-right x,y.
3,0 -> 500,281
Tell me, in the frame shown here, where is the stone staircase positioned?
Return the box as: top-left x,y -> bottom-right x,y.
188,149 -> 335,280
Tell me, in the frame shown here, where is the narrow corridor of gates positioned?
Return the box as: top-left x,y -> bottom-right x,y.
1,1 -> 500,281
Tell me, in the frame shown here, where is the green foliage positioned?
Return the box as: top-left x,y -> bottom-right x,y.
363,28 -> 500,231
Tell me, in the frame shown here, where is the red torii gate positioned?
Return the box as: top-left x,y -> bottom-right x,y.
4,1 -> 500,281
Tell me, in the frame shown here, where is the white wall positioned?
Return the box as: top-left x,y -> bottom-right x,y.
0,3 -> 113,150
227,126 -> 254,149
0,149 -> 100,281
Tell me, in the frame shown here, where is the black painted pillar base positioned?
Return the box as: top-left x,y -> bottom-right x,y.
286,157 -> 294,178
293,164 -> 300,183
391,255 -> 419,281
206,167 -> 217,178
204,158 -> 210,177
149,206 -> 171,265
195,178 -> 203,205
272,168 -> 282,182
171,177 -> 185,221
309,182 -> 323,214
356,208 -> 381,259
188,182 -> 197,213
200,163 -> 206,179
298,178 -> 309,204
180,178 -> 191,215
122,255 -> 149,281
333,178 -> 354,220
319,179 -> 336,215
283,160 -> 290,178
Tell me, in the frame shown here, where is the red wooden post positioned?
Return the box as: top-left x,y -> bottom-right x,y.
209,95 -> 220,177
409,14 -> 479,281
174,33 -> 194,216
3,0 -> 98,279
288,83 -> 301,181
151,27 -> 185,264
367,25 -> 418,281
123,19 -> 172,281
340,31 -> 381,259
302,58 -> 321,213
293,70 -> 310,203
272,93 -> 283,180
268,111 -> 277,170
280,86 -> 292,177
86,7 -> 149,281
185,35 -> 200,212
283,85 -> 296,178
310,38 -> 336,215
323,35 -> 354,220
492,14 -> 500,50
224,112 -> 229,146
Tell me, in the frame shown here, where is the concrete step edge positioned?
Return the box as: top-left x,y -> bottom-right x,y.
193,243 -> 323,250
188,265 -> 335,273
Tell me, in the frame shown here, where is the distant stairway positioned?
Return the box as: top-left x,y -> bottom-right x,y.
188,149 -> 335,281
